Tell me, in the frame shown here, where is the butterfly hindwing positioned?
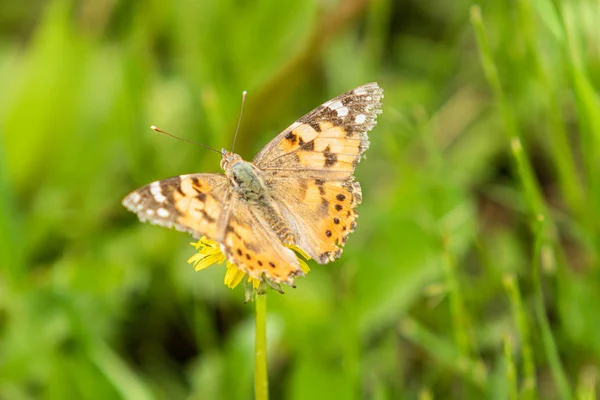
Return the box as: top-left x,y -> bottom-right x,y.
122,173 -> 229,240
262,174 -> 362,263
220,196 -> 304,284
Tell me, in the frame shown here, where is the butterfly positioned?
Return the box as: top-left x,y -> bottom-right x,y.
122,82 -> 383,286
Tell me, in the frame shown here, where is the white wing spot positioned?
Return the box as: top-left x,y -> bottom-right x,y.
366,96 -> 372,101
157,208 -> 170,218
336,107 -> 349,117
354,88 -> 368,95
355,114 -> 366,124
129,192 -> 141,203
146,209 -> 155,216
328,100 -> 344,110
150,182 -> 161,195
150,181 -> 167,203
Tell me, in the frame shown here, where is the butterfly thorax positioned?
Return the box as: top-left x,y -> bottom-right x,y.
220,151 -> 266,204
227,160 -> 268,203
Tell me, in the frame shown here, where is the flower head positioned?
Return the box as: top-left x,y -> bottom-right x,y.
187,237 -> 310,297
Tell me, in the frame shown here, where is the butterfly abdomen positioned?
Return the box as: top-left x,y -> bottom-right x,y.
259,208 -> 296,245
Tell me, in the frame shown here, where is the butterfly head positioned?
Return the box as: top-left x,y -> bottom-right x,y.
220,149 -> 243,171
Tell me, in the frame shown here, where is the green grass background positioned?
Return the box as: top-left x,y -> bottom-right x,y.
1,0 -> 600,398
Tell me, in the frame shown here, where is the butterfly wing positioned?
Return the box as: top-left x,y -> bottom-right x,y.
220,194 -> 304,285
261,174 -> 363,264
253,82 -> 382,173
254,82 -> 383,263
122,173 -> 229,240
123,173 -> 304,284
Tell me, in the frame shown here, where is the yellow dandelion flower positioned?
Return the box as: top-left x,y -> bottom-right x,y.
187,236 -> 311,293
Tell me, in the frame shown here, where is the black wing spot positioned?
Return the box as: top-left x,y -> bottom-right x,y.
333,217 -> 340,224
303,141 -> 315,151
315,179 -> 325,195
335,204 -> 343,211
308,120 -> 322,132
324,145 -> 338,167
196,209 -> 216,223
258,260 -> 263,266
325,230 -> 332,237
336,194 -> 346,202
192,177 -> 203,188
226,224 -> 243,240
269,262 -> 276,268
237,249 -> 243,256
285,132 -> 298,144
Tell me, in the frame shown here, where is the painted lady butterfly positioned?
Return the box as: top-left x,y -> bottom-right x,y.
123,83 -> 383,285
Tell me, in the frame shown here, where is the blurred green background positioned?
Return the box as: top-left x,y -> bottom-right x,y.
1,0 -> 600,398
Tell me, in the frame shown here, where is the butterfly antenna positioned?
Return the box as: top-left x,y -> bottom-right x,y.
231,90 -> 247,153
150,126 -> 224,155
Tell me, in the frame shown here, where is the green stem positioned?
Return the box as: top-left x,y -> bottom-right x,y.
532,216 -> 573,400
255,293 -> 268,400
503,335 -> 518,400
441,233 -> 472,357
502,274 -> 537,399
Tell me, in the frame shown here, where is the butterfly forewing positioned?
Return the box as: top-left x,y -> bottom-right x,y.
122,173 -> 229,240
253,82 -> 382,173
